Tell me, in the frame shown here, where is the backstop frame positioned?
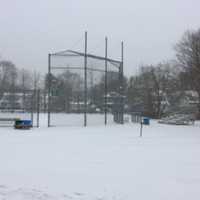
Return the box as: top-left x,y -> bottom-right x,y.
47,32 -> 124,127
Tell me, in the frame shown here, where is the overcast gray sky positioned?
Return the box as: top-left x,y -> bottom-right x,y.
1,0 -> 200,75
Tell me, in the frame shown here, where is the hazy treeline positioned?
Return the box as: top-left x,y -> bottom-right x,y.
127,28 -> 200,118
1,28 -> 200,118
0,60 -> 42,93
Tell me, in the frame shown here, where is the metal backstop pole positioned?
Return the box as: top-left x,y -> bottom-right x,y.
84,31 -> 88,127
121,41 -> 124,124
104,37 -> 108,125
47,54 -> 51,127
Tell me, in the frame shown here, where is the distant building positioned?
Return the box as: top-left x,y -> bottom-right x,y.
180,90 -> 199,106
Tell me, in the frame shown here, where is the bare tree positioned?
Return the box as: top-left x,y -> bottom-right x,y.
127,62 -> 179,118
0,60 -> 17,94
17,69 -> 33,90
175,29 -> 200,118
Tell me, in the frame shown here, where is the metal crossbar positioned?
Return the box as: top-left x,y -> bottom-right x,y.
51,66 -> 117,73
47,32 -> 124,127
51,50 -> 121,68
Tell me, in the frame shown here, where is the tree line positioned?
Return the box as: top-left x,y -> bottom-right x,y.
0,28 -> 200,118
126,29 -> 200,118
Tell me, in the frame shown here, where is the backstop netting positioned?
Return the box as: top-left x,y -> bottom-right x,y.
48,50 -> 123,127
0,89 -> 39,127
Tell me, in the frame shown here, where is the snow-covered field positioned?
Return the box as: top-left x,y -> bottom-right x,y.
0,113 -> 115,127
0,114 -> 200,200
49,113 -> 115,127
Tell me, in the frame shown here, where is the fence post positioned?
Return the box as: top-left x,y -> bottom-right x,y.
140,121 -> 143,137
31,91 -> 34,126
37,89 -> 40,128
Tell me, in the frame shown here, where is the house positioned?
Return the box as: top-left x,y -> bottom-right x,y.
180,90 -> 199,106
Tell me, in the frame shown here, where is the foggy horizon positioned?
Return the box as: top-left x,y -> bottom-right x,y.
1,0 -> 200,76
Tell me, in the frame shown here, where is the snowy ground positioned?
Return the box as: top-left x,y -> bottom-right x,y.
0,114 -> 200,200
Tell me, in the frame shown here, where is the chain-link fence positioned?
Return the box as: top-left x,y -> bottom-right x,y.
47,36 -> 124,127
0,89 -> 40,127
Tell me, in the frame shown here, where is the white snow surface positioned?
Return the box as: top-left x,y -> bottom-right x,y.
0,115 -> 200,200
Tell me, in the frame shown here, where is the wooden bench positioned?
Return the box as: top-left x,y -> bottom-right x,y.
0,118 -> 20,126
0,118 -> 20,121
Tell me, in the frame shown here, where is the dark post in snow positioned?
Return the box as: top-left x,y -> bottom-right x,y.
47,53 -> 51,127
104,37 -> 108,125
84,31 -> 88,127
140,121 -> 143,137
